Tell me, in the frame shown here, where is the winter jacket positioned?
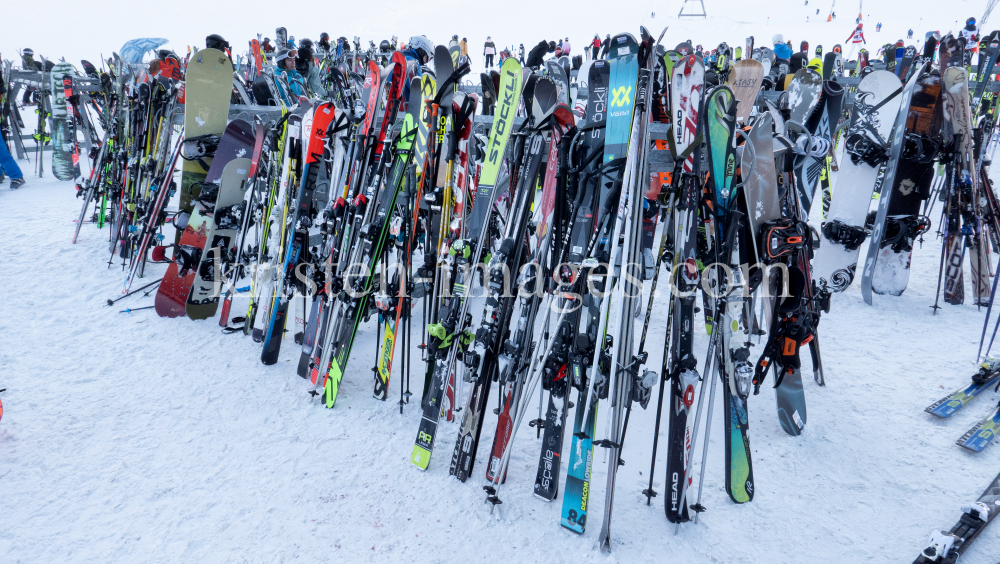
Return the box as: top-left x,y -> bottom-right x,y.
562,40 -> 571,55
460,40 -> 468,56
305,62 -> 326,97
279,68 -> 306,104
846,28 -> 866,44
772,42 -> 793,60
592,38 -> 601,50
484,41 -> 496,56
526,40 -> 550,68
600,38 -> 610,58
401,49 -> 425,102
960,25 -> 979,47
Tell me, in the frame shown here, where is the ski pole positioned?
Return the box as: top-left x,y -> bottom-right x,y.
119,306 -> 154,313
107,278 -> 160,305
692,342 -> 722,523
675,316 -> 722,533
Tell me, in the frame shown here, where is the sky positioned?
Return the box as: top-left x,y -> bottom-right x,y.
1,0 -> 990,72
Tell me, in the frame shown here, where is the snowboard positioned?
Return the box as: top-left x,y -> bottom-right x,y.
814,70 -> 903,293
186,120 -> 256,319
860,63 -> 927,305
871,71 -> 942,296
186,158 -> 251,319
727,58 -> 764,124
173,48 -> 233,246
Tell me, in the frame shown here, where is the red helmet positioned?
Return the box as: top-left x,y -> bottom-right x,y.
858,23 -> 863,29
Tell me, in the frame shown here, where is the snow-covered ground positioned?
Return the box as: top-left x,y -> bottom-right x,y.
4,2 -> 1000,562
3,131 -> 1000,564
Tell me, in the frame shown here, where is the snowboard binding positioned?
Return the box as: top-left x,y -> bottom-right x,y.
822,220 -> 867,251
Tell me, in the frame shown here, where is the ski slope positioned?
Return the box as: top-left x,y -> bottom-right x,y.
3,1 -> 1000,562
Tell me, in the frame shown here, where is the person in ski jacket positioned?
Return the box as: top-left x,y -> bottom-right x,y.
562,37 -> 571,55
772,34 -> 793,61
262,38 -> 275,53
296,40 -> 326,97
484,36 -> 496,68
401,35 -> 433,102
960,17 -> 979,48
450,35 -> 459,49
875,23 -> 881,32
846,23 -> 866,45
600,34 -> 610,58
518,44 -> 525,64
526,40 -> 551,69
274,48 -> 305,104
460,38 -> 468,56
318,33 -> 331,53
591,34 -> 601,59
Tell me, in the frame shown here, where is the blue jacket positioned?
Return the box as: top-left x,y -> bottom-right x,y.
278,68 -> 306,104
773,42 -> 793,60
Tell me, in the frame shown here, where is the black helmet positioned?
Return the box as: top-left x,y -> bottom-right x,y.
23,48 -> 33,56
320,32 -> 330,41
380,39 -> 391,51
548,41 -> 556,51
206,34 -> 230,50
157,49 -> 171,59
299,38 -> 314,50
968,16 -> 977,26
263,37 -> 271,43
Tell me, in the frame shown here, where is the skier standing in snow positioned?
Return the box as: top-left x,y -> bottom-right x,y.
846,22 -> 867,58
591,34 -> 601,59
262,38 -> 275,53
484,36 -> 496,68
518,44 -> 525,64
460,37 -> 468,57
317,33 -> 331,54
960,16 -> 979,64
876,22 -> 882,32
907,29 -> 914,40
562,37 -> 571,56
600,34 -> 610,58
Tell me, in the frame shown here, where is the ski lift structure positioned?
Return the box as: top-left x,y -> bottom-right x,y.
678,0 -> 707,18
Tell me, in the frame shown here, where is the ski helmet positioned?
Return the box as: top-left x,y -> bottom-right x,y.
452,34 -> 458,41
23,48 -> 33,56
407,35 -> 434,61
299,38 -> 314,50
772,33 -> 784,45
274,48 -> 297,64
858,23 -> 863,29
380,39 -> 391,52
320,32 -> 329,41
206,34 -> 230,51
968,17 -> 977,26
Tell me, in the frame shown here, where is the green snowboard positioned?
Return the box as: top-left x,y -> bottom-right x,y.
176,48 -> 233,245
